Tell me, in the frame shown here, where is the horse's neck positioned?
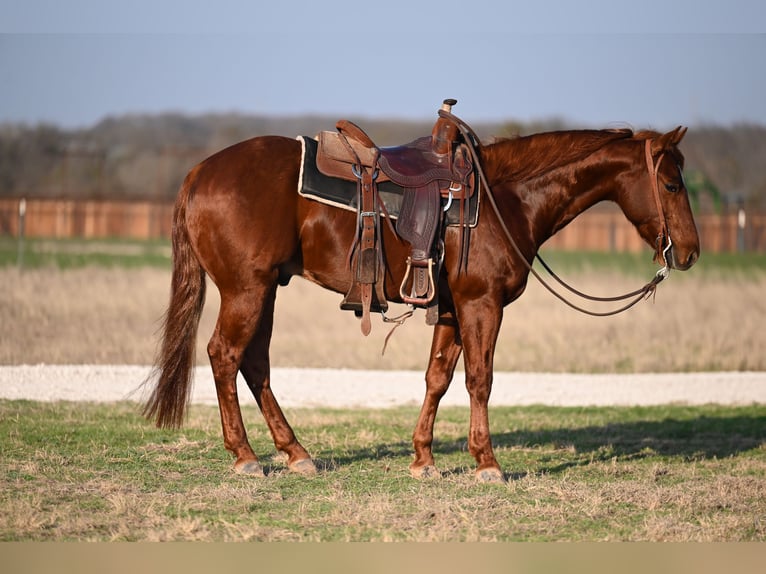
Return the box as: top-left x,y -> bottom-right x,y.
480,135 -> 639,248
525,149 -> 628,241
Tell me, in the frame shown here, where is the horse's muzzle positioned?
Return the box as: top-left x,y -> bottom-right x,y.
669,246 -> 699,271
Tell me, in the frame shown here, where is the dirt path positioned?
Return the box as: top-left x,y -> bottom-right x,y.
1,365 -> 764,407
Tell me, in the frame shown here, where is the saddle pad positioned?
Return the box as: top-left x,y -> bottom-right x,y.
297,136 -> 478,227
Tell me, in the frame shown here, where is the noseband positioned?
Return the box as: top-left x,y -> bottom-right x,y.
645,139 -> 673,278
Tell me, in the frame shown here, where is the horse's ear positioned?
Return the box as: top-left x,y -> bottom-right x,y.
651,126 -> 687,155
672,126 -> 688,145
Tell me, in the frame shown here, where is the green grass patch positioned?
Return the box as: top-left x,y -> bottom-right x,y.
0,237 -> 172,269
4,236 -> 764,277
1,400 -> 764,541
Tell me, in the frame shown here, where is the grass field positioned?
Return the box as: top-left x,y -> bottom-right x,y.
1,400 -> 764,542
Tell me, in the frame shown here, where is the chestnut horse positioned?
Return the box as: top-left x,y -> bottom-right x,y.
143,124 -> 699,482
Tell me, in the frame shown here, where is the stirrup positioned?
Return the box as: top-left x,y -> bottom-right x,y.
399,257 -> 436,306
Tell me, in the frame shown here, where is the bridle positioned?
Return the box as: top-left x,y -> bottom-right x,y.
445,110 -> 674,317
645,138 -> 674,277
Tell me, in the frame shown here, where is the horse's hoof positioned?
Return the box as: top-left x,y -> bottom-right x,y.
410,464 -> 439,479
476,467 -> 506,483
234,460 -> 265,477
289,458 -> 317,476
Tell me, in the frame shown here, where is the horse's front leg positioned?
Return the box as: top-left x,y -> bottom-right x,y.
456,300 -> 505,483
410,318 -> 463,479
239,284 -> 316,476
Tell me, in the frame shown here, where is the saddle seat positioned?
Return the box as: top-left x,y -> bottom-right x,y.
378,136 -> 456,188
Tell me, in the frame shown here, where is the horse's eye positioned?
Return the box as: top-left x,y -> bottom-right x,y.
665,183 -> 679,193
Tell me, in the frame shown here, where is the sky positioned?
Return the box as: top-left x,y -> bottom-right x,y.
1,1 -> 765,131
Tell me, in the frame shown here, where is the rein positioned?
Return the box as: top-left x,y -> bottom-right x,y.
444,110 -> 673,317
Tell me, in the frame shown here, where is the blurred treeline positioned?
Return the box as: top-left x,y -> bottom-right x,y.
1,113 -> 764,211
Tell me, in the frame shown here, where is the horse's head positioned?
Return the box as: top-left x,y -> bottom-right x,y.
618,126 -> 700,271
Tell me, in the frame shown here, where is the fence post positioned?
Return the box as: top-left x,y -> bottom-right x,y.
737,207 -> 746,252
17,198 -> 26,268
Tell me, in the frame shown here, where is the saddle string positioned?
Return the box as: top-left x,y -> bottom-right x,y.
441,109 -> 670,317
380,307 -> 416,354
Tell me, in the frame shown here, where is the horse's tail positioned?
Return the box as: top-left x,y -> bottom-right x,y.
142,175 -> 206,429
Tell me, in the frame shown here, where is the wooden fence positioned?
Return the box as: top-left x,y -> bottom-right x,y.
0,198 -> 173,241
1,198 -> 764,253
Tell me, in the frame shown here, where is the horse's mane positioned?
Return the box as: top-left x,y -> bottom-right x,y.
480,128 -> 656,182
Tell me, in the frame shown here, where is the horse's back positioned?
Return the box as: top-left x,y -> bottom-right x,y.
189,135 -> 302,200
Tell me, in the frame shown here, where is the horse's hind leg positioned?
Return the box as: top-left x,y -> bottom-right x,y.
208,278 -> 277,476
239,284 -> 316,475
410,319 -> 463,479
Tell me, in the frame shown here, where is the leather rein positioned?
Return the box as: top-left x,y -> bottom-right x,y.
444,110 -> 674,317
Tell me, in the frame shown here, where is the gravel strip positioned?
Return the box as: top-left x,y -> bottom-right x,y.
1,365 -> 764,407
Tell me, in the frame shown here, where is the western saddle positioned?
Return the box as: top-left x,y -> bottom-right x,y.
315,99 -> 476,335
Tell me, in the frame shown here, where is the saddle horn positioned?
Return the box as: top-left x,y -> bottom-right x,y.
432,99 -> 459,155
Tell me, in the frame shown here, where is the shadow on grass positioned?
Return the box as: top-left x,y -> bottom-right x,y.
317,414 -> 766,478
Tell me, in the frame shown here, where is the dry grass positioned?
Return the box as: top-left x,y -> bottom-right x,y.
1,266 -> 764,372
